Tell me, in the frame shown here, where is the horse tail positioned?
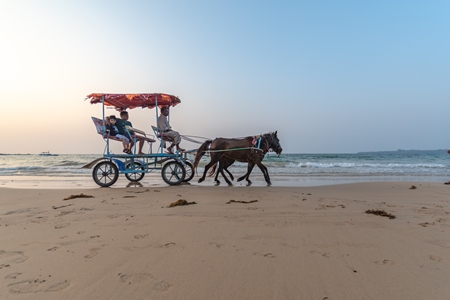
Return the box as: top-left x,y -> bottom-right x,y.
193,140 -> 212,169
208,162 -> 217,177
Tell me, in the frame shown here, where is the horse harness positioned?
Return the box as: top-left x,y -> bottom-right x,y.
202,133 -> 278,154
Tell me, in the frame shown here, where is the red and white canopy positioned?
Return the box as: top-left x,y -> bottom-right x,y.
87,93 -> 181,110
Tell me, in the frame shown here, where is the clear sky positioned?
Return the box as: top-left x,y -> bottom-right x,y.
1,0 -> 449,154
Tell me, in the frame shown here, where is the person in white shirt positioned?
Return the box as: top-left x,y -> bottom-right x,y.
157,107 -> 184,153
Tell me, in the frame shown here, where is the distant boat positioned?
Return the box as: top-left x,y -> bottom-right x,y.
39,151 -> 58,157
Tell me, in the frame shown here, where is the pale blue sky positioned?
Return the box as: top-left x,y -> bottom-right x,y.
1,0 -> 449,154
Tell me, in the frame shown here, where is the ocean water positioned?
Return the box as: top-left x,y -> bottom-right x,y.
1,151 -> 449,182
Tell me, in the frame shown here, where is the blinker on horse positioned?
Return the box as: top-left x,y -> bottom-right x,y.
193,131 -> 282,186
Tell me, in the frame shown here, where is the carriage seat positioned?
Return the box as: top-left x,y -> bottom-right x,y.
151,125 -> 174,142
125,126 -> 156,143
91,117 -> 122,141
91,117 -> 155,143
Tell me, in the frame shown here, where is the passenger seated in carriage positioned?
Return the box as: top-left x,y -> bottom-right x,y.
157,106 -> 184,154
116,111 -> 146,154
106,115 -> 131,154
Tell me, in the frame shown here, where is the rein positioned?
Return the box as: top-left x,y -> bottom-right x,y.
204,147 -> 263,153
181,134 -> 210,144
202,135 -> 268,153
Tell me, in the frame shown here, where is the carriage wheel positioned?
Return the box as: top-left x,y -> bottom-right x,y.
161,161 -> 185,186
125,161 -> 145,182
183,161 -> 195,182
93,161 -> 119,187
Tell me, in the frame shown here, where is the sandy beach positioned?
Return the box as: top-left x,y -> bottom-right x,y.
1,182 -> 449,299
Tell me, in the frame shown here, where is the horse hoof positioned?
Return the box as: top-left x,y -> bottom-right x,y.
198,178 -> 204,183
228,183 -> 233,187
246,182 -> 252,187
214,181 -> 220,186
267,182 -> 272,186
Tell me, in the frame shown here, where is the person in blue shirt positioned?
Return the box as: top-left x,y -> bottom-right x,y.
116,111 -> 145,154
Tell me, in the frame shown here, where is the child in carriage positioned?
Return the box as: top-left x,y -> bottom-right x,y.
106,115 -> 131,154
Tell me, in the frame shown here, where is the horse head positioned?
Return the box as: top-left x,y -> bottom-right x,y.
265,131 -> 282,155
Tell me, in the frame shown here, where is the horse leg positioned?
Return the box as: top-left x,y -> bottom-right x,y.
214,160 -> 224,186
238,162 -> 255,186
199,155 -> 220,183
213,159 -> 230,186
255,161 -> 271,186
245,174 -> 253,186
224,158 -> 235,181
225,168 -> 234,181
214,169 -> 220,186
220,167 -> 233,186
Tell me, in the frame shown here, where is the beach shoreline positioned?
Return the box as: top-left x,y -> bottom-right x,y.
1,182 -> 450,299
1,174 -> 449,189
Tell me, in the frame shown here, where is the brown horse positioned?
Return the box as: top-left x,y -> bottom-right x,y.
193,132 -> 282,186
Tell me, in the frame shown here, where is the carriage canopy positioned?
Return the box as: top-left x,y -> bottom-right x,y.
87,93 -> 181,110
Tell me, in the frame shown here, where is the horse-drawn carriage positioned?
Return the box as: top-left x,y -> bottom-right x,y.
84,93 -> 195,187
85,93 -> 283,187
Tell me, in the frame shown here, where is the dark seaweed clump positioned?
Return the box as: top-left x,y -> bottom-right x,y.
226,200 -> 258,204
63,193 -> 94,200
365,209 -> 396,219
168,199 -> 197,207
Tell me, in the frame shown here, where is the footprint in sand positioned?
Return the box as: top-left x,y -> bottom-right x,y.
118,273 -> 172,292
45,280 -> 71,292
253,252 -> 276,258
157,242 -> 176,248
8,279 -> 70,294
429,255 -> 443,262
84,244 -> 107,259
4,208 -> 35,215
375,259 -> 395,265
84,252 -> 99,259
419,222 -> 435,227
209,242 -> 224,248
56,210 -> 76,217
47,247 -> 60,252
54,223 -> 70,229
310,250 -> 332,258
153,280 -> 172,292
0,250 -> 29,264
107,214 -> 121,219
134,234 -> 149,239
8,279 -> 46,294
5,272 -> 22,280
30,217 -> 48,224
119,273 -> 155,284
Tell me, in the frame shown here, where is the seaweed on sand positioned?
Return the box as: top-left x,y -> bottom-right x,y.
168,199 -> 197,207
365,209 -> 396,219
63,193 -> 94,201
226,200 -> 259,204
